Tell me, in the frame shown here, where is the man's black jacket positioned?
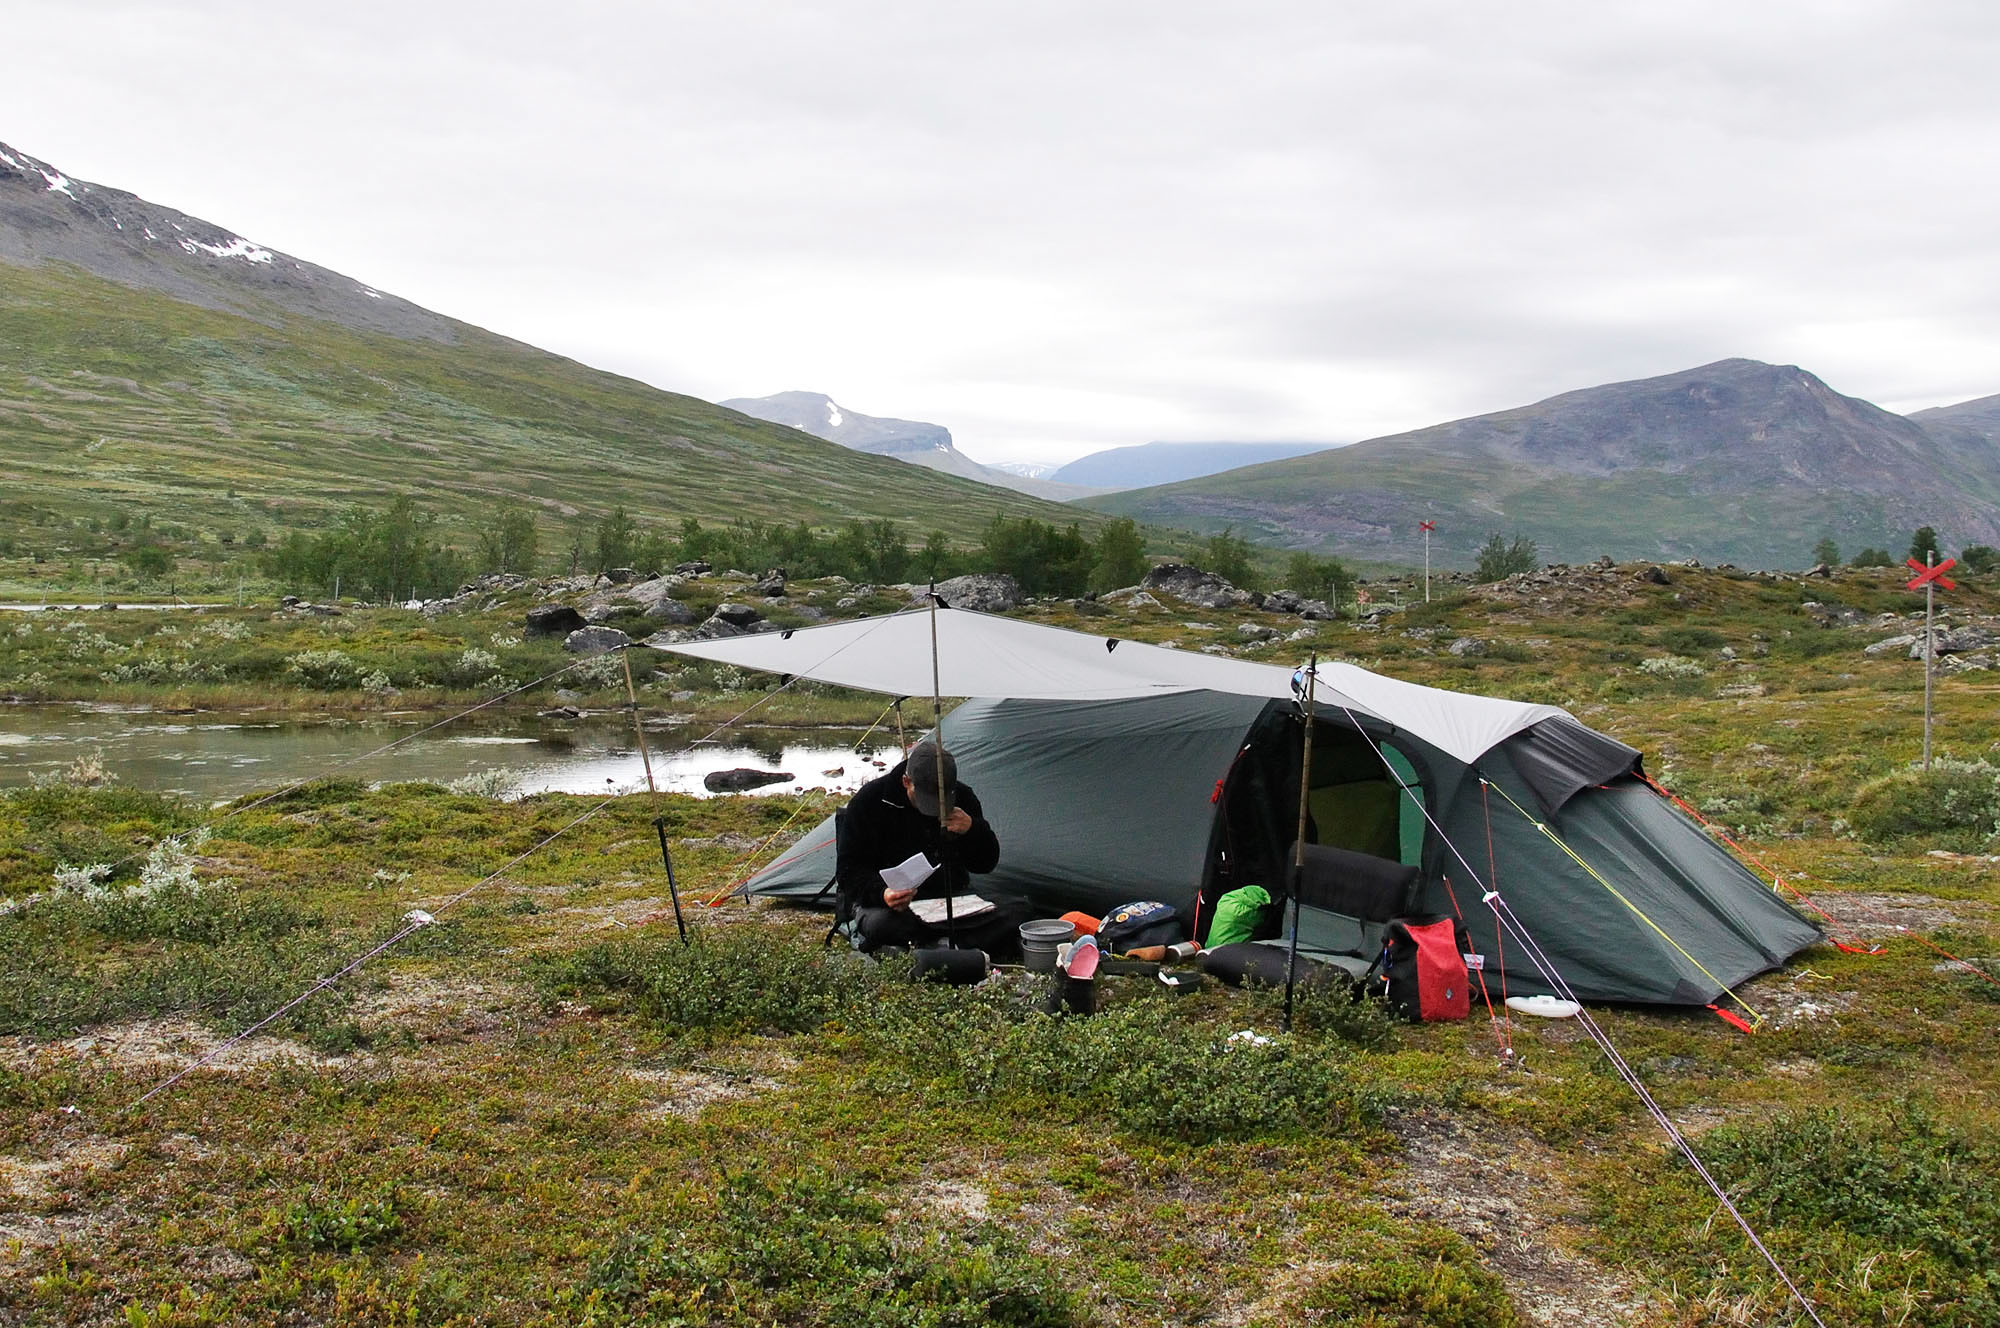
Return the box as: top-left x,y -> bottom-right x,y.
835,759 -> 1000,911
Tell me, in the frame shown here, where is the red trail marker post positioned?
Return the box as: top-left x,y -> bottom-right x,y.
1906,552 -> 1957,771
1419,521 -> 1436,602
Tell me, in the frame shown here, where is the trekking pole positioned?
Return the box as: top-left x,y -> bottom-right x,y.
624,646 -> 687,945
1284,653 -> 1317,1033
929,584 -> 956,947
653,816 -> 689,945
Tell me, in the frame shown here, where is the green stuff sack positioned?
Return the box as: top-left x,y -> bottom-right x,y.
1205,885 -> 1272,948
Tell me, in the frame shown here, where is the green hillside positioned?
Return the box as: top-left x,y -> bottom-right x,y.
1084,360 -> 2000,569
0,262 -> 1100,593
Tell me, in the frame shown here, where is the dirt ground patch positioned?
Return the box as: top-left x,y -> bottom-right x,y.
1376,1110 -> 1655,1328
1791,889 -> 1993,938
0,1017 -> 337,1077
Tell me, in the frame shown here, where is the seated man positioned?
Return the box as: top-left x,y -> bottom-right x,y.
837,740 -> 1017,954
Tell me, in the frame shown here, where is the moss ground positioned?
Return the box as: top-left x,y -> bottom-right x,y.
3,564 -> 1999,1326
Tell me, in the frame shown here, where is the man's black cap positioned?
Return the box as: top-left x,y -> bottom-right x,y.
905,742 -> 956,817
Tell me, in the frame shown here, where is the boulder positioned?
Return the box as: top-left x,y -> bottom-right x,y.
1805,562 -> 1834,578
605,567 -> 639,585
1141,564 -> 1251,610
1909,627 -> 2000,659
1264,589 -> 1302,614
712,602 -> 764,628
563,626 -> 630,656
922,573 -> 1023,613
1863,634 -> 1917,657
703,768 -> 794,793
1237,623 -> 1278,642
675,560 -> 712,576
618,578 -> 696,623
752,570 -> 787,597
526,604 -> 588,638
1297,599 -> 1332,620
691,616 -> 746,640
1447,637 -> 1488,657
1593,555 -> 1615,570
1801,601 -> 1865,628
1636,566 -> 1672,586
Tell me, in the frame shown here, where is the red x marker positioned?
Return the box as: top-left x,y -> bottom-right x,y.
1418,521 -> 1436,533
1907,557 -> 1957,591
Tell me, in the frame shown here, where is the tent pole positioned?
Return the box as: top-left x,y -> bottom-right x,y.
1284,653 -> 1317,1033
929,585 -> 956,948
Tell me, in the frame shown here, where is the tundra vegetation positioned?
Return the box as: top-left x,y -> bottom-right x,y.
2,560 -> 1998,1326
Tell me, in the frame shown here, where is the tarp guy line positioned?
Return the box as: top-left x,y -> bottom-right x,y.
1639,772 -> 1884,956
1483,779 -> 1765,1028
697,697 -> 903,908
1322,699 -> 1828,1327
129,789 -> 631,1109
124,643 -> 859,1110
1479,890 -> 1830,1328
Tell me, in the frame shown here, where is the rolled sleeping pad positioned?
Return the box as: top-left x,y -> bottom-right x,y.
911,948 -> 991,985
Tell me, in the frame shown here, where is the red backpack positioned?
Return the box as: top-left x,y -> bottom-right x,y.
1366,916 -> 1473,1022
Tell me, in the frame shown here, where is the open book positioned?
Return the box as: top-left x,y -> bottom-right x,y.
909,894 -> 997,925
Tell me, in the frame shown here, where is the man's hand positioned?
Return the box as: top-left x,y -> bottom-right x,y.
942,807 -> 974,835
883,886 -> 918,910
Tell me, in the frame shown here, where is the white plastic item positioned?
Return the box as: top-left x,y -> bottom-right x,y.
1505,994 -> 1581,1018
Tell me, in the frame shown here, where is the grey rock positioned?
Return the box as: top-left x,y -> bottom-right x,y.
526,604 -> 588,638
605,567 -> 639,584
563,626 -> 630,656
1237,623 -> 1278,641
1297,598 -> 1332,620
752,573 -> 786,597
1141,563 -> 1251,610
1264,589 -> 1302,614
539,705 -> 583,719
1636,565 -> 1671,585
920,572 -> 1023,613
554,688 -> 582,703
691,616 -> 746,640
794,605 -> 826,621
703,767 -> 794,793
1801,601 -> 1865,627
713,602 -> 764,628
1805,562 -> 1833,577
1447,637 -> 1488,657
675,560 -> 712,575
1909,627 -> 1999,659
1594,555 -> 1615,569
1941,653 -> 1996,673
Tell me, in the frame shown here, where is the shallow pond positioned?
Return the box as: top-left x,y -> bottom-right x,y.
0,703 -> 903,802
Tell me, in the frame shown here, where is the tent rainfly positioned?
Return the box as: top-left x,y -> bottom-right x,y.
657,607 -> 1820,1005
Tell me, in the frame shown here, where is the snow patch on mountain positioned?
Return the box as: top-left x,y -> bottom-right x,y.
180,235 -> 274,264
39,169 -> 76,199
826,400 -> 844,428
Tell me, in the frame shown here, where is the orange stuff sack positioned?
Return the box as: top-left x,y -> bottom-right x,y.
1061,911 -> 1101,936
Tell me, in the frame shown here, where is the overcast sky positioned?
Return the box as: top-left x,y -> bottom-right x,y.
7,1 -> 1999,465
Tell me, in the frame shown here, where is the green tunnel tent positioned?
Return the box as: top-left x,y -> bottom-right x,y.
658,608 -> 1820,1005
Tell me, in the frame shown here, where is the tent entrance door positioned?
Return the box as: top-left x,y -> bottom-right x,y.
1306,728 -> 1423,868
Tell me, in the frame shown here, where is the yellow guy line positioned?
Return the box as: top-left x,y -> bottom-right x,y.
1486,780 -> 1766,1028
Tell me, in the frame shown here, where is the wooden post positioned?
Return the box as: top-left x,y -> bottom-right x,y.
1924,551 -> 1936,773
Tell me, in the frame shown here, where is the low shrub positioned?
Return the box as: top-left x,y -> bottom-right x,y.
1847,760 -> 2000,852
556,1169 -> 1076,1328
276,1189 -> 404,1253
1595,1105 -> 2000,1327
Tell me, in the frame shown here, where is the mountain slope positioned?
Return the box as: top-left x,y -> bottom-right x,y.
1051,440 -> 1338,490
1084,359 -> 2000,566
719,391 -> 1102,502
0,142 -> 1099,566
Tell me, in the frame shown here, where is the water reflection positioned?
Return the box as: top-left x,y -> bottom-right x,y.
0,704 -> 902,801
